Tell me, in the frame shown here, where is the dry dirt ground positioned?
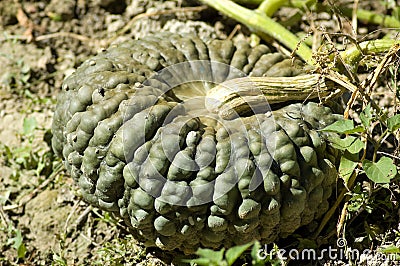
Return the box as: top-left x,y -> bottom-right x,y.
0,0 -> 232,265
0,0 -> 399,265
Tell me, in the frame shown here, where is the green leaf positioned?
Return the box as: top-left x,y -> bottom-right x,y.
52,254 -> 68,266
225,242 -> 253,265
9,229 -> 26,259
329,136 -> 364,154
251,241 -> 265,266
188,258 -> 217,266
194,248 -> 225,265
387,114 -> 400,132
321,120 -> 354,133
347,138 -> 364,154
48,12 -> 63,22
347,199 -> 363,212
362,157 -> 397,183
23,117 -> 37,136
379,245 -> 400,254
0,191 -> 10,205
3,144 -> 13,162
346,126 -> 365,134
321,120 -> 364,134
360,104 -> 372,128
17,242 -> 27,259
339,152 -> 358,184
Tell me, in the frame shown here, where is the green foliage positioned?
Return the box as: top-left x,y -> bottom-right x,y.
1,224 -> 27,262
23,116 -> 37,136
94,236 -> 146,266
378,244 -> 400,256
251,241 -> 267,266
346,183 -> 373,213
0,116 -> 56,179
52,253 -> 67,266
321,120 -> 365,134
321,100 -> 400,252
188,242 -> 253,266
329,136 -> 364,154
359,104 -> 373,128
0,45 -> 32,97
387,114 -> 400,132
8,228 -> 27,260
362,157 -> 397,183
323,104 -> 399,185
0,57 -> 31,89
186,241 -> 291,265
338,151 -> 358,183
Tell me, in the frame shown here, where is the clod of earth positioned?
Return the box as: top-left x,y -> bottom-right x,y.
51,32 -> 341,253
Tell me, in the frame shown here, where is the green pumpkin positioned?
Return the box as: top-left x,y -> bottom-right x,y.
52,32 -> 341,253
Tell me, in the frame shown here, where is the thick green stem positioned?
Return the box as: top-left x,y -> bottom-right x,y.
235,0 -> 314,8
256,0 -> 288,17
337,7 -> 400,29
200,0 -> 314,65
233,0 -> 400,28
340,39 -> 400,67
201,0 -> 400,73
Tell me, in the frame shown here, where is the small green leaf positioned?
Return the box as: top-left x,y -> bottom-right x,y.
17,242 -> 27,259
347,200 -> 363,212
9,229 -> 26,259
321,120 -> 354,133
47,12 -> 63,22
3,144 -> 13,161
194,248 -> 225,264
379,245 -> 400,254
225,242 -> 253,265
23,117 -> 37,136
329,136 -> 364,154
251,241 -> 265,266
362,156 -> 397,183
346,126 -> 365,134
387,114 -> 400,132
188,258 -> 216,266
52,254 -> 68,266
360,104 -> 372,128
347,138 -> 364,154
321,120 -> 364,134
339,152 -> 358,184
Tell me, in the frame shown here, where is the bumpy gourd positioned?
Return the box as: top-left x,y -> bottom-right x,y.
52,32 -> 341,253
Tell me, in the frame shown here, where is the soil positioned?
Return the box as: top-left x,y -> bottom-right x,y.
0,0 -> 232,264
0,0 -> 399,265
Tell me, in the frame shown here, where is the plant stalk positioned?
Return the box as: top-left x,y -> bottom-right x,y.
233,0 -> 400,28
256,0 -> 288,17
340,39 -> 400,67
200,0 -> 314,65
206,74 -> 340,118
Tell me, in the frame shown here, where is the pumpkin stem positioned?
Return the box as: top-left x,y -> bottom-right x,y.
205,74 -> 343,118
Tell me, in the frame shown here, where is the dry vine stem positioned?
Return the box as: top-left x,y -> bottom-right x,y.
344,43 -> 400,120
207,73 -> 346,119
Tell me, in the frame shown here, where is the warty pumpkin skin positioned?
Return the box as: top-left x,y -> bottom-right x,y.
52,32 -> 341,253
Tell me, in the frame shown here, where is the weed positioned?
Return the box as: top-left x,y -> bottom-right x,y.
0,201 -> 27,264
1,116 -> 56,179
0,39 -> 32,96
93,235 -> 147,266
